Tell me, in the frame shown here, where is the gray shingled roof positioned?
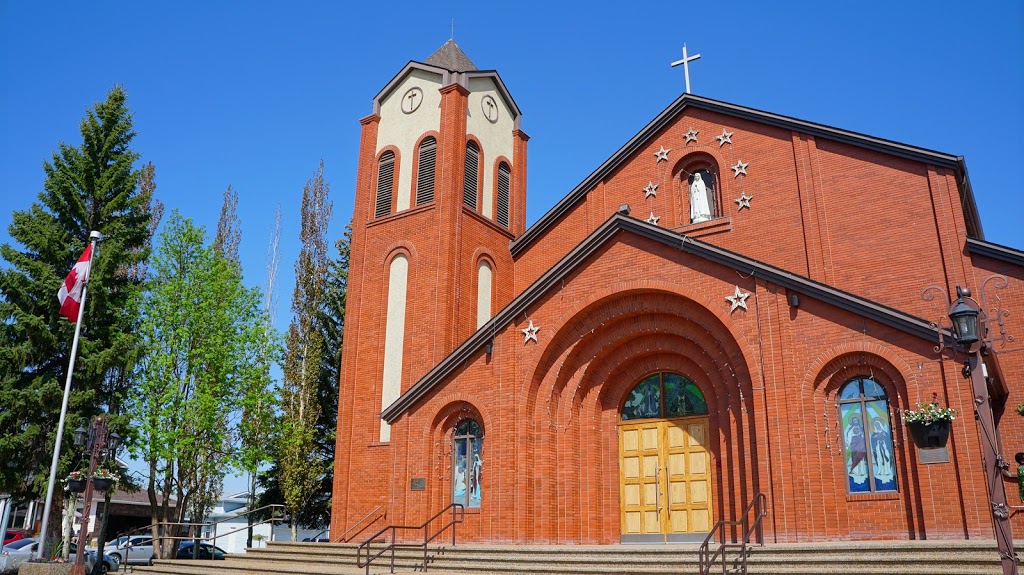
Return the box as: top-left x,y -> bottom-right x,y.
424,39 -> 477,72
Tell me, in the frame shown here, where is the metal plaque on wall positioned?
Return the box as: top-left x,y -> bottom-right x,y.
918,447 -> 950,464
410,477 -> 426,491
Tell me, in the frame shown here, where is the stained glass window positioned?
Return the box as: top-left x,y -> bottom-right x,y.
453,420 -> 482,508
621,373 -> 707,421
838,378 -> 896,493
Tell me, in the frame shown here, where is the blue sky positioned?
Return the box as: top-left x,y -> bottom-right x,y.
2,1 -> 1022,493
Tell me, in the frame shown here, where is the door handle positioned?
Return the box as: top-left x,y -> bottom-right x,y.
655,466 -> 661,514
664,464 -> 671,516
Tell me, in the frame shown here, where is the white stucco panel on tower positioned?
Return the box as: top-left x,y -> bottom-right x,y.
378,69 -> 443,211
467,77 -> 514,219
379,254 -> 409,442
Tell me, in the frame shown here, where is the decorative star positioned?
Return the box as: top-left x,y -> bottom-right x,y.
731,160 -> 748,177
654,146 -> 671,162
644,182 -> 658,198
521,320 -> 540,344
735,193 -> 753,210
725,286 -> 751,313
715,129 -> 733,147
684,128 -> 699,144
646,212 -> 660,225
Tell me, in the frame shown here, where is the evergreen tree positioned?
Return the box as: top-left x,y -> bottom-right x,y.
0,86 -> 153,540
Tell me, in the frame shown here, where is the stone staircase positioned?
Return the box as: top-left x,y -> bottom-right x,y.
130,539 -> 1009,575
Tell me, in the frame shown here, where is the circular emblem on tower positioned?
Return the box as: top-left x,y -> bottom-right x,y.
481,95 -> 498,123
401,87 -> 423,114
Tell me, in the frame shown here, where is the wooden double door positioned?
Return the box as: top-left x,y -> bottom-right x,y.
618,417 -> 712,543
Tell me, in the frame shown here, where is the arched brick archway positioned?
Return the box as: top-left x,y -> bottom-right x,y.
521,288 -> 759,543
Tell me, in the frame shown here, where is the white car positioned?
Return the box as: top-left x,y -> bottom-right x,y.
103,535 -> 155,565
1,539 -> 119,574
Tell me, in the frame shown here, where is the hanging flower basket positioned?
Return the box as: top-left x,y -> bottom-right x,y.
92,477 -> 114,491
66,471 -> 87,493
902,394 -> 956,448
907,420 -> 951,448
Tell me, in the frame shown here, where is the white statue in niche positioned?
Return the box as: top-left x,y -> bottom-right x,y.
689,172 -> 713,223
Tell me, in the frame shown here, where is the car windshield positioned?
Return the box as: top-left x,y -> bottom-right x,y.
5,539 -> 35,550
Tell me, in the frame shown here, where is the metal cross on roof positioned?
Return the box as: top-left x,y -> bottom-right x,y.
670,43 -> 702,94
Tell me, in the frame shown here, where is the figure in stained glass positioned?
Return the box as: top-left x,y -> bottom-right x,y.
838,378 -> 897,493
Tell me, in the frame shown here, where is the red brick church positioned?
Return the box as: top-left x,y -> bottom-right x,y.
330,41 -> 1024,545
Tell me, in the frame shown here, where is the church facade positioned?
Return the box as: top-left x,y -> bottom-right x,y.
330,41 -> 1024,544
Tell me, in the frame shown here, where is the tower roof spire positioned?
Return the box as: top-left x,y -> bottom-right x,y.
425,39 -> 477,72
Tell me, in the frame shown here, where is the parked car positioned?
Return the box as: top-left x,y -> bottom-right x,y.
302,529 -> 330,542
69,542 -> 120,574
102,535 -> 155,565
175,541 -> 226,560
1,537 -> 35,553
3,530 -> 28,545
1,540 -> 118,574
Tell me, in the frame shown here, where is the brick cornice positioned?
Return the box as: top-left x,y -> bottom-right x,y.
360,114 -> 381,126
439,83 -> 470,97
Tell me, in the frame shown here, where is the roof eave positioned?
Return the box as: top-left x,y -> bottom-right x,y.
511,93 -> 970,256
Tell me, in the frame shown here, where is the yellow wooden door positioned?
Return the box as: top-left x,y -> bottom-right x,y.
619,417 -> 712,540
665,418 -> 712,536
619,421 -> 662,537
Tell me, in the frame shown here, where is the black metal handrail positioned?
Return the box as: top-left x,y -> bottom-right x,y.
104,504 -> 286,568
698,492 -> 767,575
335,505 -> 385,543
356,503 -> 465,575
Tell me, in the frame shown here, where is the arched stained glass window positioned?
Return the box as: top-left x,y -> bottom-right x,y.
453,419 -> 482,508
621,373 -> 707,421
838,377 -> 897,493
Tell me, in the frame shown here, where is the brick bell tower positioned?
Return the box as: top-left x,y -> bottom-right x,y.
332,40 -> 527,532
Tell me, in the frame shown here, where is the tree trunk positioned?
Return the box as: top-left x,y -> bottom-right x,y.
61,496 -> 74,560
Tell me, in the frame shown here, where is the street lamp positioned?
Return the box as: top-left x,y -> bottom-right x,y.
69,417 -> 119,575
943,285 -> 1016,575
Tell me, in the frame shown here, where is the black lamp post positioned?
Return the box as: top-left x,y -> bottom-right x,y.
70,417 -> 120,575
945,286 -> 1017,575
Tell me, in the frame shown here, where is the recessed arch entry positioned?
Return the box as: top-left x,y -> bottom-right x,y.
619,372 -> 712,543
524,287 -> 760,545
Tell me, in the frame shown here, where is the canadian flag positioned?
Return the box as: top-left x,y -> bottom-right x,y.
57,244 -> 92,322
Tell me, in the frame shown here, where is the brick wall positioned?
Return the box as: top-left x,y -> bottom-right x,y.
331,81 -> 1023,544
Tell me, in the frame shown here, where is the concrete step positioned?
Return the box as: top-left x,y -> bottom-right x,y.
130,541 -> 1010,575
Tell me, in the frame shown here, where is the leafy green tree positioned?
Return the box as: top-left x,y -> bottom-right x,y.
0,86 -> 153,544
278,161 -> 333,540
129,211 -> 269,555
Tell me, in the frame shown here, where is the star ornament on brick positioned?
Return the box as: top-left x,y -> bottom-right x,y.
735,193 -> 753,211
731,160 -> 748,177
521,320 -> 540,344
646,212 -> 660,225
644,182 -> 658,198
716,129 -> 733,147
654,146 -> 670,162
725,286 -> 751,313
684,128 -> 699,144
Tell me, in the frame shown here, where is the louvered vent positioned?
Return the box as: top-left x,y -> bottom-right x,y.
375,151 -> 395,218
416,137 -> 436,205
497,163 -> 510,227
464,142 -> 479,210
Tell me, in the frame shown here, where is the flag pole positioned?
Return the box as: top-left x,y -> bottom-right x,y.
37,230 -> 100,559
